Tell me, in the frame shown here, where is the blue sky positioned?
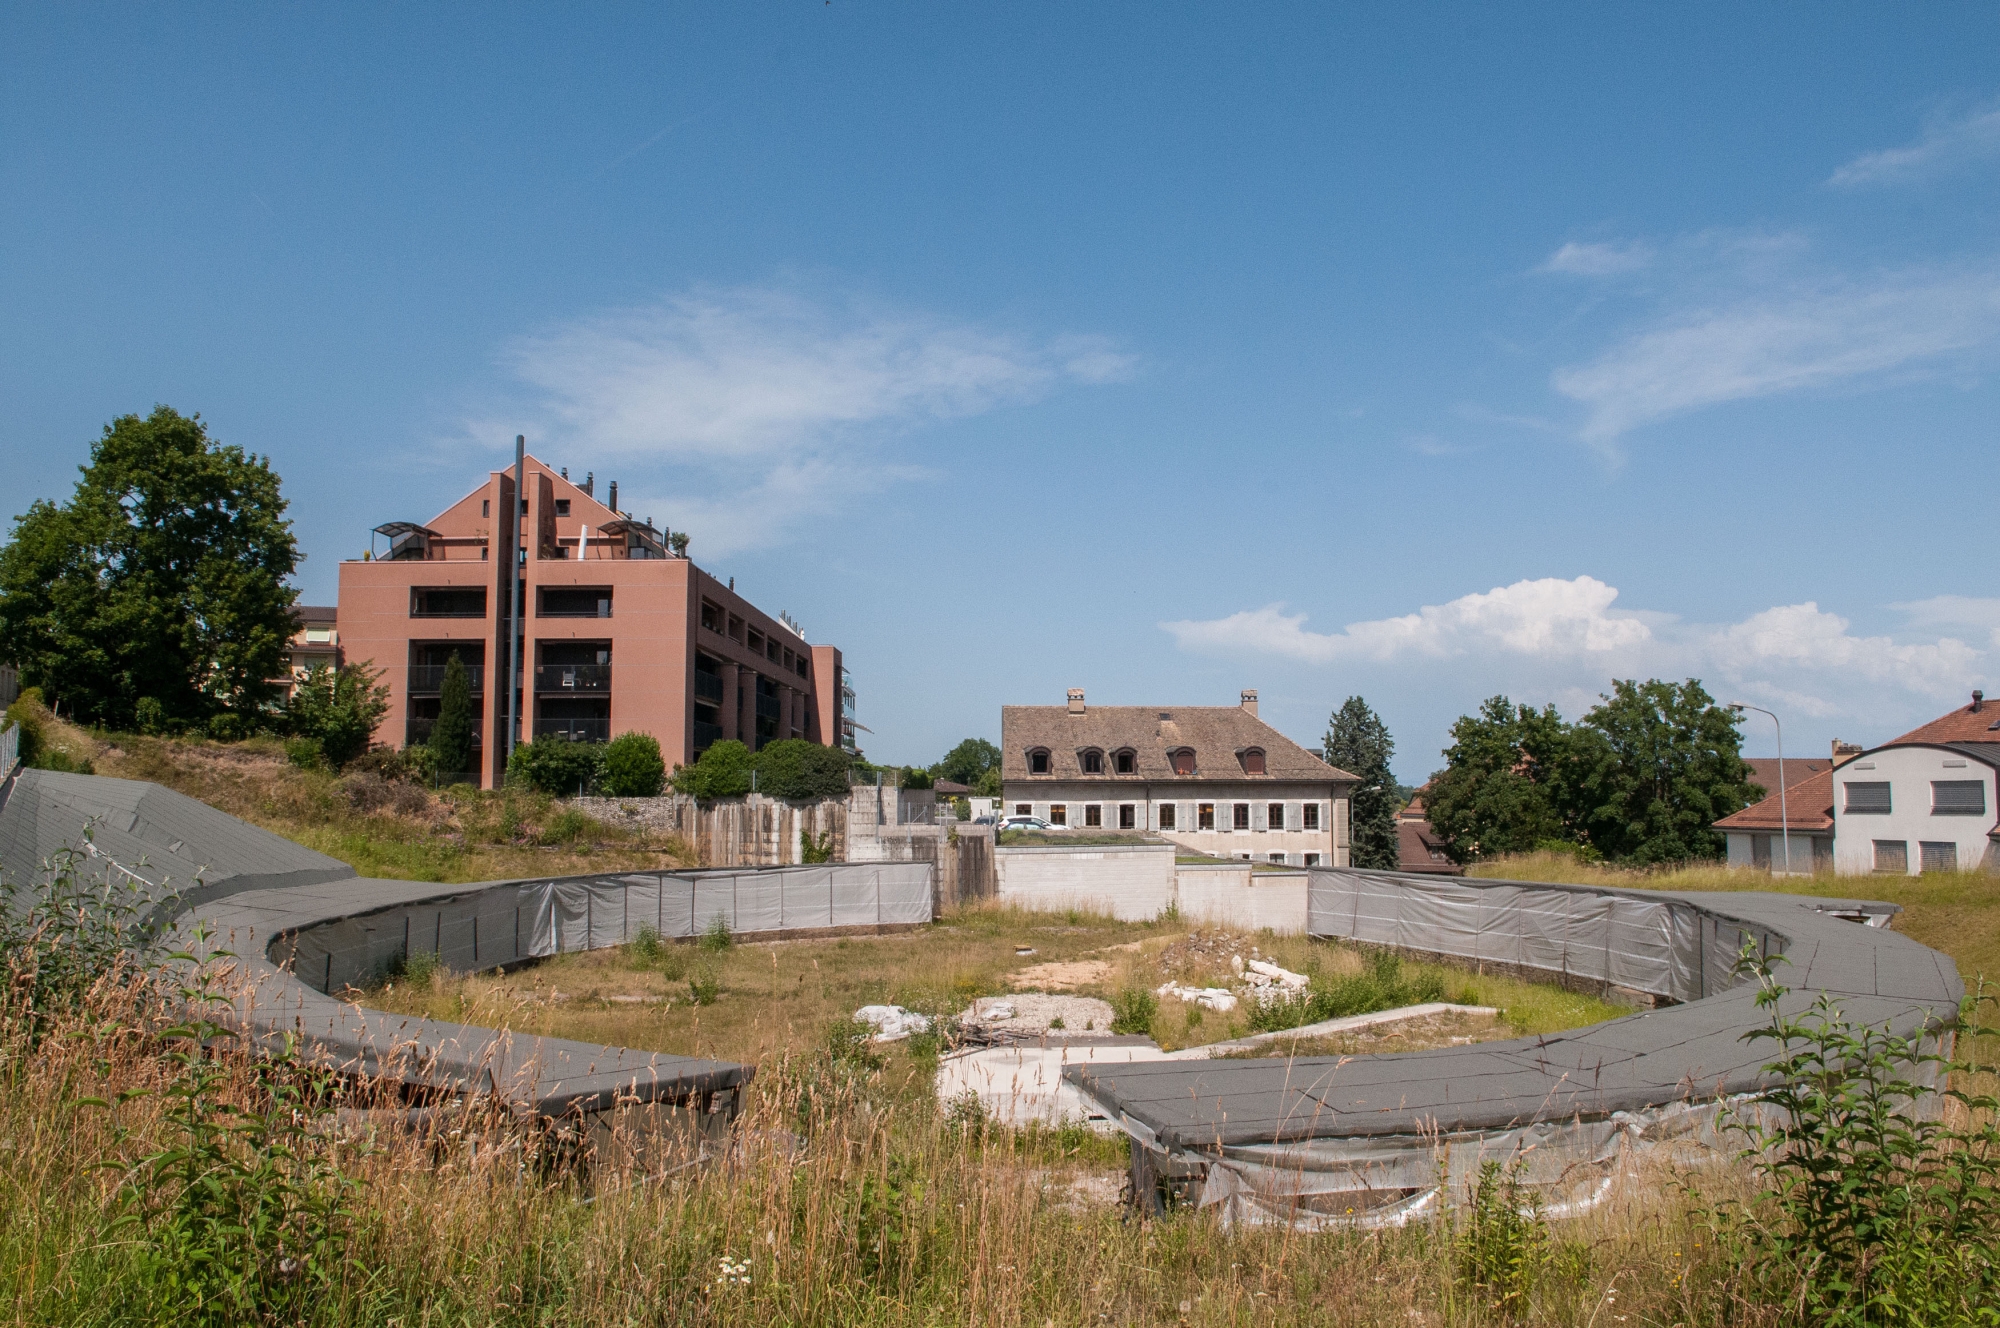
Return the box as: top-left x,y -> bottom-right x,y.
5,4 -> 1999,779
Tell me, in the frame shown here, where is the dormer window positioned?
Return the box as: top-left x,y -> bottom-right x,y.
1080,749 -> 1104,774
1114,749 -> 1136,774
1170,748 -> 1196,776
1240,748 -> 1267,775
1029,748 -> 1051,775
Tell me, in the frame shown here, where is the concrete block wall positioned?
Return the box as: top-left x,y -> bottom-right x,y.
995,844 -> 1178,921
1176,863 -> 1308,934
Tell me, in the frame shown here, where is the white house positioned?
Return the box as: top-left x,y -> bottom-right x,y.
999,689 -> 1357,866
1830,691 -> 1999,875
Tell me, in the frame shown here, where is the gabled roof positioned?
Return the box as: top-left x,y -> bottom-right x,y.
1713,768 -> 1834,833
1397,815 -> 1462,875
1000,704 -> 1356,783
1743,757 -> 1830,798
1889,694 -> 2000,746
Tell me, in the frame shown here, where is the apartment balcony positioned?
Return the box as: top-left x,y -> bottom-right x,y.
755,692 -> 782,721
533,717 -> 610,743
535,664 -> 611,694
406,717 -> 484,747
694,670 -> 724,704
407,664 -> 485,694
693,719 -> 724,751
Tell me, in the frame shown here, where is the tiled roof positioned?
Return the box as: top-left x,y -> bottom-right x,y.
1713,768 -> 1833,833
1890,695 -> 2000,745
1743,757 -> 1829,798
293,604 -> 337,625
1000,704 -> 1356,784
1396,815 -> 1462,874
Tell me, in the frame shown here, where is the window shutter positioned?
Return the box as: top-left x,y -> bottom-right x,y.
1932,780 -> 1987,815
1844,781 -> 1892,814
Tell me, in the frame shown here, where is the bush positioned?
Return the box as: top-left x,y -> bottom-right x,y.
699,912 -> 733,953
508,732 -> 606,796
687,966 -> 720,1006
753,738 -> 853,800
284,661 -> 389,769
5,689 -> 46,764
802,829 -> 835,863
283,736 -> 325,770
600,730 -> 666,797
426,653 -> 476,781
672,739 -> 753,799
205,709 -> 251,742
1110,987 -> 1157,1035
1247,949 -> 1447,1032
133,695 -> 167,736
899,766 -> 933,790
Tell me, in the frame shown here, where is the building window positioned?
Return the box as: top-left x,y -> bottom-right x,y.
1233,803 -> 1250,831
1029,749 -> 1050,774
1845,781 -> 1892,814
1872,839 -> 1908,874
748,629 -> 764,654
1267,802 -> 1285,832
555,499 -> 570,517
795,656 -> 808,679
410,587 -> 487,618
1171,749 -> 1196,776
1197,803 -> 1215,830
1303,803 -> 1321,830
481,499 -> 490,517
540,586 -> 612,618
1015,803 -> 1032,816
728,614 -> 743,641
1304,852 -> 1321,867
1081,749 -> 1104,774
1269,853 -> 1286,864
1115,749 -> 1135,774
1240,748 -> 1266,775
1236,852 -> 1252,861
1119,804 -> 1135,829
1158,803 -> 1176,830
1084,804 -> 1102,828
1933,780 -> 1987,815
1920,841 -> 1959,873
1050,805 -> 1067,827
700,600 -> 722,632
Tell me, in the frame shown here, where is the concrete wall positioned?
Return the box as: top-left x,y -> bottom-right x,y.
1724,830 -> 1832,873
1832,745 -> 1999,875
570,792 -> 846,867
1001,779 -> 1345,866
1176,863 -> 1309,934
995,843 -> 1178,921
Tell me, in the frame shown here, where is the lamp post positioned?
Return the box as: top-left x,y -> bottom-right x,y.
1728,702 -> 1790,875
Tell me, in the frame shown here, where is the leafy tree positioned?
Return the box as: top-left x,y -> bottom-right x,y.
601,731 -> 667,797
508,732 -> 605,796
672,740 -> 754,799
284,662 -> 389,769
0,406 -> 300,729
426,654 -> 476,780
1323,696 -> 1400,870
753,738 -> 853,800
898,766 -> 934,790
1568,678 -> 1753,863
930,738 -> 1001,788
973,766 -> 1002,798
1423,697 -> 1577,863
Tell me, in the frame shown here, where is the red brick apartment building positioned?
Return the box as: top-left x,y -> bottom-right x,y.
336,454 -> 848,787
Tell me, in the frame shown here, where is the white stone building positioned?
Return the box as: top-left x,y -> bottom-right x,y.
999,689 -> 1357,866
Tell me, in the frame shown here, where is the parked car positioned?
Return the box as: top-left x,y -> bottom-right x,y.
998,815 -> 1061,832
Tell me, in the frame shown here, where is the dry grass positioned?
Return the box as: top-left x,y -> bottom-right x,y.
15,702 -> 693,883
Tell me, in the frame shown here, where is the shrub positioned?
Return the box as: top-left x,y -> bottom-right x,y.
672,739 -> 753,799
537,806 -> 596,846
687,966 -> 720,1006
133,695 -> 167,736
5,688 -> 47,764
205,709 -> 251,742
1247,949 -> 1447,1032
1110,986 -> 1157,1035
0,834 -> 167,1043
801,829 -> 836,863
426,653 -> 476,781
752,738 -> 851,800
509,732 -> 606,796
284,736 -> 325,770
899,765 -> 933,790
600,730 -> 666,797
284,661 -> 389,769
1453,1159 -> 1588,1320
699,912 -> 733,953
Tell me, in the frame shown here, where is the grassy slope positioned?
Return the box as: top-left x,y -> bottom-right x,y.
15,703 -> 690,883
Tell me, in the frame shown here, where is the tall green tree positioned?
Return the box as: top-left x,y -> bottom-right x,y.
930,738 -> 1001,788
1422,696 -> 1577,863
427,653 -> 476,779
0,407 -> 299,728
1323,696 -> 1400,870
1568,678 -> 1753,863
285,662 -> 390,769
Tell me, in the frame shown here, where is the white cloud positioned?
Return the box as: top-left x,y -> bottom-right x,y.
1829,101 -> 2000,188
1161,576 -> 1651,666
1164,576 -> 1988,726
1539,240 -> 1654,276
474,282 -> 1131,550
1550,263 -> 2000,445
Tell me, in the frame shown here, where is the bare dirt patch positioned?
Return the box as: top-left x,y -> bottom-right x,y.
1214,1008 -> 1508,1059
1006,958 -> 1111,990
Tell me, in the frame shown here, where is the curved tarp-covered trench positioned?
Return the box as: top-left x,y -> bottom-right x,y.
0,767 -> 934,1130
1065,867 -> 1961,1228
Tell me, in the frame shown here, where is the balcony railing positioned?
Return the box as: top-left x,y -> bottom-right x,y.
693,720 -> 724,751
535,664 -> 611,694
694,670 -> 724,703
406,718 -> 484,747
755,692 -> 782,720
533,717 -> 609,743
407,664 -> 485,693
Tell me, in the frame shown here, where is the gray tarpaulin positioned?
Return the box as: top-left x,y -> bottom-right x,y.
1073,866 -> 1958,1228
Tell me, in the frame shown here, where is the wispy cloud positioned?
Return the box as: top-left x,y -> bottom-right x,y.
1830,100 -> 2000,188
1549,261 -> 2000,446
476,282 -> 1132,551
1164,575 -> 1988,723
1539,240 -> 1654,276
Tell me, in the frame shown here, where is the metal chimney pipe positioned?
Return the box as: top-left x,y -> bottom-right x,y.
608,480 -> 618,514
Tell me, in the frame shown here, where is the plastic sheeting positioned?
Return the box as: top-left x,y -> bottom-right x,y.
282,863 -> 936,995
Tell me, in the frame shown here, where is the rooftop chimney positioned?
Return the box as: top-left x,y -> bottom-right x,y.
1975,690 -> 1986,713
583,471 -> 594,497
561,466 -> 568,480
608,480 -> 618,514
1067,688 -> 1085,716
1831,739 -> 1864,766
1240,688 -> 1258,717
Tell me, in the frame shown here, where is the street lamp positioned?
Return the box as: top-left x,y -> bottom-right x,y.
1727,702 -> 1790,875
